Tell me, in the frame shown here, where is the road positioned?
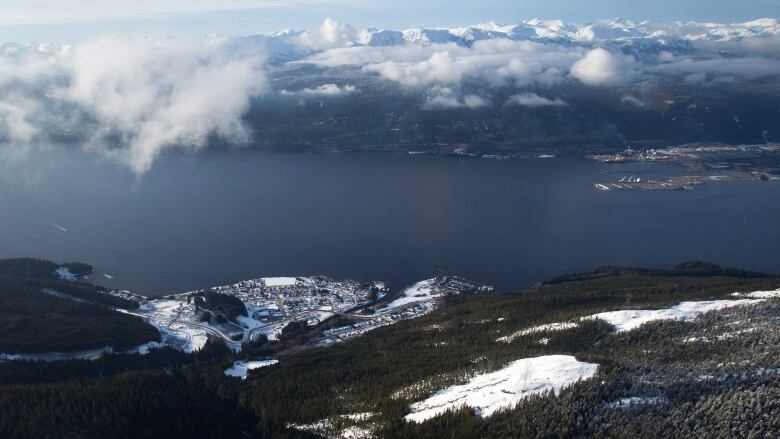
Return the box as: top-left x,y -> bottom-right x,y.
121,307 -> 242,350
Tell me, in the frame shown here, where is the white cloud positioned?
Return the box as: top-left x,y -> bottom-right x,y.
0,96 -> 39,143
0,36 -> 267,174
280,83 -> 356,96
294,18 -> 358,51
287,20 -> 779,89
651,57 -> 780,80
570,48 -> 637,86
422,92 -> 488,110
620,95 -> 645,107
304,39 -> 583,87
506,92 -> 566,107
693,36 -> 780,58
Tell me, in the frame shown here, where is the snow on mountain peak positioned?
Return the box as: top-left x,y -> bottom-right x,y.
253,17 -> 780,58
743,18 -> 778,28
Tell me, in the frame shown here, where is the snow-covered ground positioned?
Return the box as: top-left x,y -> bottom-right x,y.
0,347 -> 113,361
135,300 -> 211,352
497,322 -> 579,343
731,288 -> 780,299
586,299 -> 763,332
289,412 -> 376,438
262,277 -> 298,287
497,291 -> 779,342
125,341 -> 166,355
609,396 -> 667,408
405,355 -> 599,422
379,279 -> 439,312
54,267 -> 76,281
224,359 -> 279,379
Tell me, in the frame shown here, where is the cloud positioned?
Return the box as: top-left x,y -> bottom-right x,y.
620,95 -> 645,107
280,83 -> 356,96
287,20 -> 780,89
304,39 -> 583,87
693,36 -> 780,58
422,91 -> 488,110
0,36 -> 267,174
506,92 -> 566,107
301,39 -> 647,89
2,19 -> 779,172
0,97 -> 39,143
294,18 -> 359,51
650,57 -> 780,80
569,48 -> 637,86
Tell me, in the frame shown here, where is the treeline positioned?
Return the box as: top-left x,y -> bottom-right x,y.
0,340 -> 310,439
540,261 -> 778,286
0,343 -> 224,385
0,258 -> 138,309
60,262 -> 94,277
0,370 -> 257,439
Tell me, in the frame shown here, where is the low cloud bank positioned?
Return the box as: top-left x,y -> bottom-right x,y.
0,36 -> 267,174
423,92 -> 488,110
506,92 -> 567,107
280,83 -> 356,96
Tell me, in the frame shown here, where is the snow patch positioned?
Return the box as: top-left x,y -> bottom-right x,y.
126,341 -> 166,355
380,279 -> 439,311
54,267 -> 76,281
262,277 -> 298,287
224,359 -> 279,379
405,355 -> 598,422
586,299 -> 762,332
609,396 -> 666,408
497,321 -> 578,343
137,300 -> 211,352
731,288 -> 780,299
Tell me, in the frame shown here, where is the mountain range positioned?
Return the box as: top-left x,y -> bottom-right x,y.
1,18 -> 779,171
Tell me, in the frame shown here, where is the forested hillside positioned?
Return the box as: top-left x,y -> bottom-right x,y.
0,258 -> 159,354
1,261 -> 779,438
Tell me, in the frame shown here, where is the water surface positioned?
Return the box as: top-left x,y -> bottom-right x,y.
1,149 -> 778,295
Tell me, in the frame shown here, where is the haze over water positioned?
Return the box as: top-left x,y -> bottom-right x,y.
1,149 -> 779,295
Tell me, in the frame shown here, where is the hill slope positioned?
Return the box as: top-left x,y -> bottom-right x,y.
1,261 -> 779,438
0,258 -> 159,354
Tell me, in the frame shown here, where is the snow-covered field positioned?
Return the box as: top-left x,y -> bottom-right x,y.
379,279 -> 439,312
289,412 -> 377,438
497,322 -> 579,343
405,355 -> 599,422
497,291 -> 779,342
224,359 -> 279,379
586,299 -> 763,332
731,288 -> 780,299
135,300 -> 211,352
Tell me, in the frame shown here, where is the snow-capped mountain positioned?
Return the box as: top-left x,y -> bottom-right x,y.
225,17 -> 779,67
257,17 -> 780,51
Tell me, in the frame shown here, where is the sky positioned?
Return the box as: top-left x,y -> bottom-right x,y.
0,0 -> 778,43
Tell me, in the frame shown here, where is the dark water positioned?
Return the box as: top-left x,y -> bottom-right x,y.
1,149 -> 779,295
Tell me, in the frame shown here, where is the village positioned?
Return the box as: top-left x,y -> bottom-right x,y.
590,144 -> 780,191
109,275 -> 491,351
